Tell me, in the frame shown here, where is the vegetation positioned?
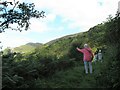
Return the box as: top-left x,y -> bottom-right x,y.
13,43 -> 43,53
1,4 -> 120,88
95,14 -> 120,88
0,0 -> 45,33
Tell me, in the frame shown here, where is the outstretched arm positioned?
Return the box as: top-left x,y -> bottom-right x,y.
76,47 -> 82,52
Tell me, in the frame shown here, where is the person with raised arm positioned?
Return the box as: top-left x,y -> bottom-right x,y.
76,44 -> 94,74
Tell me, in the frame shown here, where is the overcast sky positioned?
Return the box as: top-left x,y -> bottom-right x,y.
0,0 -> 119,49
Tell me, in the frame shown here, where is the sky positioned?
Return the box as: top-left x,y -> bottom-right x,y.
0,0 -> 119,50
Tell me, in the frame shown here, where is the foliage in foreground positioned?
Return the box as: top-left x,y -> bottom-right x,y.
0,0 -> 45,33
2,52 -> 75,88
96,15 -> 120,88
2,14 -> 120,88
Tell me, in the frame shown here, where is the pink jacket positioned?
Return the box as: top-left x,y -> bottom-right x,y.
77,47 -> 93,62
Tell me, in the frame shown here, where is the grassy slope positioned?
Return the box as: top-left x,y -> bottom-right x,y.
21,23 -> 106,88
13,23 -> 105,56
34,18 -> 119,88
31,23 -> 107,88
34,61 -> 103,88
2,15 -> 119,88
13,45 -> 35,53
7,23 -> 107,88
36,23 -> 106,60
13,43 -> 43,53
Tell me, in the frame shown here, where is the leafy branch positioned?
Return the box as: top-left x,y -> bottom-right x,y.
0,0 -> 45,33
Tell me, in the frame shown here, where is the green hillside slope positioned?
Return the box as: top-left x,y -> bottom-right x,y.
33,61 -> 100,88
33,23 -> 106,61
2,15 -> 120,88
13,43 -> 43,53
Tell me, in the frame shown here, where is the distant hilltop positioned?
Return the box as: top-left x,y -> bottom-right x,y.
26,42 -> 43,47
13,42 -> 43,53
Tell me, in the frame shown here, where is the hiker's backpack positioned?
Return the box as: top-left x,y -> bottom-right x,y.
85,49 -> 94,61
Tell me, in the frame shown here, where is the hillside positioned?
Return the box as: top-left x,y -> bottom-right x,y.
45,32 -> 81,45
2,15 -> 120,88
12,23 -> 105,55
34,23 -> 106,61
13,42 -> 43,53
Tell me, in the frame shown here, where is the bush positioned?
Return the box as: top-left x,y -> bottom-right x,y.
68,42 -> 83,61
96,15 -> 120,88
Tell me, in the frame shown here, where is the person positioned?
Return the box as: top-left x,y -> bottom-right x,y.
97,49 -> 103,62
93,52 -> 98,64
93,49 -> 98,64
76,44 -> 94,74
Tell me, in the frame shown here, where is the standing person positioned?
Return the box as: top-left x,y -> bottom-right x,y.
98,50 -> 103,62
93,51 -> 98,64
93,49 -> 99,63
76,44 -> 94,74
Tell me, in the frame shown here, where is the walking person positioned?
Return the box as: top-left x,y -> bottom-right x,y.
93,49 -> 98,64
93,52 -> 98,64
98,50 -> 103,62
76,44 -> 94,74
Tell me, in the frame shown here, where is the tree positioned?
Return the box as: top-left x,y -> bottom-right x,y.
3,47 -> 11,56
68,42 -> 83,61
0,0 -> 45,33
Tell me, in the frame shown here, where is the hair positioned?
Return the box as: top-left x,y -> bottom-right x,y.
84,44 -> 89,48
99,50 -> 101,52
